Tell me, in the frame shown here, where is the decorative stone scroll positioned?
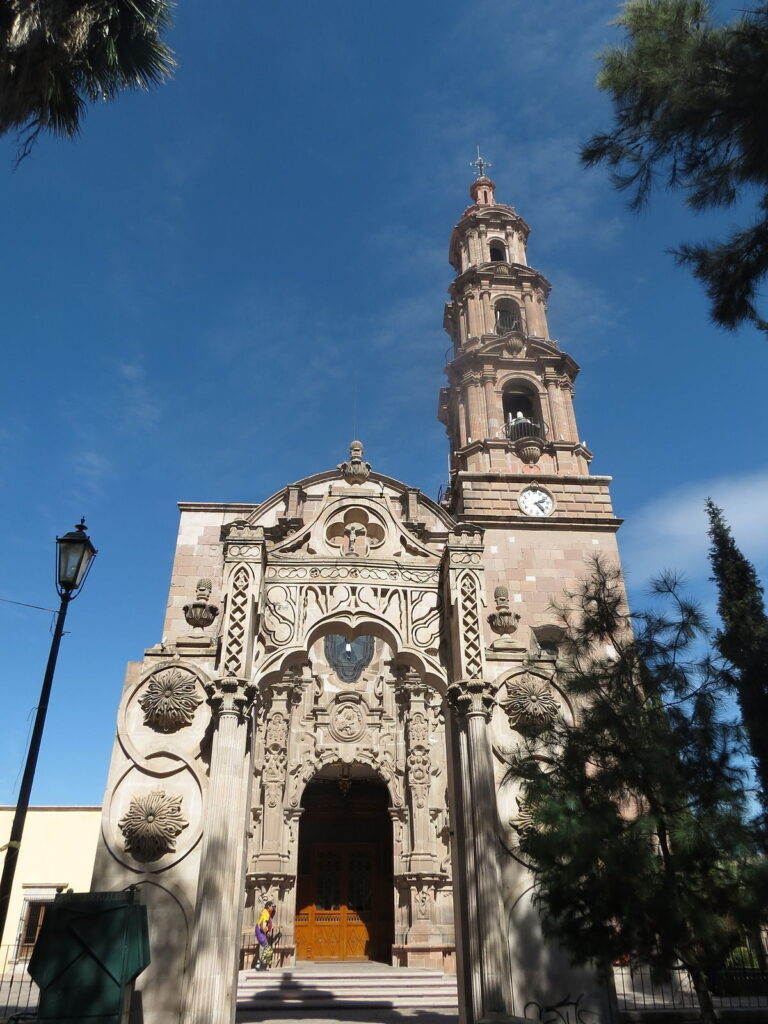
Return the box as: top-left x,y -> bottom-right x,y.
266,564 -> 437,584
118,790 -> 188,861
258,580 -> 441,657
139,667 -> 203,732
509,796 -> 536,838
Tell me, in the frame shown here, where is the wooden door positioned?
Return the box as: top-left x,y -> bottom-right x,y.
296,843 -> 385,960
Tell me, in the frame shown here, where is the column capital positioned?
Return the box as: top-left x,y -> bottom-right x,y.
447,678 -> 495,721
205,675 -> 258,721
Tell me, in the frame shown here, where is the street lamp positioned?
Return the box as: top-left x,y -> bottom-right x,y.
0,519 -> 96,944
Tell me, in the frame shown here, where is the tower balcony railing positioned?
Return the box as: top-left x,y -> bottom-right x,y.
505,416 -> 547,443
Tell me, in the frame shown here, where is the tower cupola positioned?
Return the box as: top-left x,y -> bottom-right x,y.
439,164 -> 597,516
470,175 -> 496,207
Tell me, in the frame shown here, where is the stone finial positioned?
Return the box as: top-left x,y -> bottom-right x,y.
488,585 -> 520,637
338,439 -> 371,484
183,578 -> 219,633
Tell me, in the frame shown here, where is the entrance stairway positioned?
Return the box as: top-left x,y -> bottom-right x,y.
236,961 -> 459,1019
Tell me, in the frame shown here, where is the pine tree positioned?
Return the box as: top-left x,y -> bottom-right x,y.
706,499 -> 768,815
509,559 -> 764,1024
581,1 -> 768,334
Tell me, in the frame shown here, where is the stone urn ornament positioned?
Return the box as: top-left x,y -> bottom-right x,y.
338,440 -> 371,484
488,585 -> 521,649
183,578 -> 219,633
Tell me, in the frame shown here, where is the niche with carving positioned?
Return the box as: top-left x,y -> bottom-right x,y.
326,507 -> 386,557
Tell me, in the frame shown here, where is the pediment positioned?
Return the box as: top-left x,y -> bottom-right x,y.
268,491 -> 441,564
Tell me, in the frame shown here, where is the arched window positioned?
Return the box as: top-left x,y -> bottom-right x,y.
495,299 -> 522,335
502,383 -> 546,440
489,241 -> 506,262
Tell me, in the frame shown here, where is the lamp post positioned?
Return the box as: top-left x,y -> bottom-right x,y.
0,519 -> 96,945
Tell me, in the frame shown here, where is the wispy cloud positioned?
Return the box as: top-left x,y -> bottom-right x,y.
67,449 -> 114,502
546,266 -> 622,350
116,361 -> 161,430
620,469 -> 768,589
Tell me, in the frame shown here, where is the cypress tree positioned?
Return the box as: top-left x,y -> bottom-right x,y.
706,499 -> 768,815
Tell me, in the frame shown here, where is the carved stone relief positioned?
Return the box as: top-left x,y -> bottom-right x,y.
329,700 -> 366,743
258,578 -> 442,657
224,565 -> 250,677
326,507 -> 385,557
500,675 -> 559,733
118,790 -> 188,861
139,667 -> 203,732
459,572 -> 484,679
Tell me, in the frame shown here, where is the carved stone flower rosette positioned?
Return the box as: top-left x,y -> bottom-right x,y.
139,667 -> 203,733
501,676 -> 559,734
118,789 -> 189,862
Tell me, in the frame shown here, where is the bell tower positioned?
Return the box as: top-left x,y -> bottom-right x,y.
434,162 -> 623,1023
439,169 -> 610,523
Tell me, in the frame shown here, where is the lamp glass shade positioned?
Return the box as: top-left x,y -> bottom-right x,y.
56,525 -> 96,591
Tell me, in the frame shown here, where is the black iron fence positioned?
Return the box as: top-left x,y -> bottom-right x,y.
612,962 -> 768,1015
0,945 -> 38,1022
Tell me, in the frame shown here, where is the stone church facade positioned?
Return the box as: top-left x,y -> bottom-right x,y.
92,174 -> 623,1024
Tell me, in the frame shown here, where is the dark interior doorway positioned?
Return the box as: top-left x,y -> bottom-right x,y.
295,776 -> 394,962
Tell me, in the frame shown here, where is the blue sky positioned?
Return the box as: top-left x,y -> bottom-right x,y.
1,0 -> 765,805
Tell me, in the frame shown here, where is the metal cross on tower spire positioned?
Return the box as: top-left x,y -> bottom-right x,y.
470,145 -> 491,179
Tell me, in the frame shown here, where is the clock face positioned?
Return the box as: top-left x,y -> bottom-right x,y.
518,486 -> 554,517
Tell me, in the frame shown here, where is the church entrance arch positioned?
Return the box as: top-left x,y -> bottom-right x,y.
295,770 -> 394,962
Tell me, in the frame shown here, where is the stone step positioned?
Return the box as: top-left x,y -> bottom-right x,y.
237,964 -> 459,1011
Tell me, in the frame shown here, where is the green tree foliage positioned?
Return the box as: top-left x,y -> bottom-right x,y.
582,1 -> 768,333
706,499 -> 768,815
0,0 -> 174,159
509,560 -> 765,1024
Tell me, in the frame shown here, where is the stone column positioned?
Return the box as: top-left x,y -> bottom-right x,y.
482,369 -> 498,440
442,528 -> 520,1024
462,371 -> 484,444
481,289 -> 493,335
478,224 -> 488,264
561,375 -> 579,440
522,286 -> 535,337
449,680 -> 517,1021
184,675 -> 257,1024
543,372 -> 565,440
466,291 -> 480,338
184,523 -> 266,1024
398,679 -> 436,872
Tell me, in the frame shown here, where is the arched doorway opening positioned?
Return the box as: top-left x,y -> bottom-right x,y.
295,770 -> 394,962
